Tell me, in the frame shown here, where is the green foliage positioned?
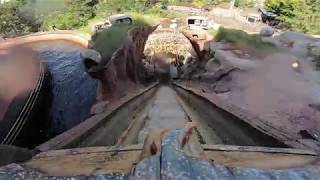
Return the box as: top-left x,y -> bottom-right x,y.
0,0 -> 41,36
95,0 -> 146,16
144,7 -> 188,19
91,24 -> 130,60
25,0 -> 64,15
162,0 -> 229,7
215,27 -> 275,50
193,0 -> 205,7
234,0 -> 256,7
91,17 -> 149,60
42,0 -> 95,30
266,0 -> 320,35
265,0 -> 303,17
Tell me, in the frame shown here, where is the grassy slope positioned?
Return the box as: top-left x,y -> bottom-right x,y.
215,28 -> 275,50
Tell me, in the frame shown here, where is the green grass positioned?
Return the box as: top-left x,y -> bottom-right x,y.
77,16 -> 105,34
215,27 -> 275,50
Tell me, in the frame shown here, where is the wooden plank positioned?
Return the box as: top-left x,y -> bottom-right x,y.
203,144 -> 319,156
25,145 -> 143,176
36,84 -> 157,152
173,82 -> 315,150
33,145 -> 143,159
205,150 -> 319,169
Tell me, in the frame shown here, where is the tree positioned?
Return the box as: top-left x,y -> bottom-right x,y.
42,0 -> 95,30
0,0 -> 40,37
266,0 -> 320,34
265,0 -> 303,17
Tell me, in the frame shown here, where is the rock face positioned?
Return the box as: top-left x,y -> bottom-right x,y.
261,36 -> 282,47
214,50 -> 257,71
279,31 -> 315,45
260,26 -> 274,37
82,25 -> 157,102
278,31 -> 318,58
211,81 -> 230,94
205,58 -> 219,72
182,30 -> 213,60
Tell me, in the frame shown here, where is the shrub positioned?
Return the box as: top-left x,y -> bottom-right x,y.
234,0 -> 256,7
91,16 -> 150,60
265,0 -> 320,35
215,27 -> 275,50
0,0 -> 41,36
42,0 -> 95,30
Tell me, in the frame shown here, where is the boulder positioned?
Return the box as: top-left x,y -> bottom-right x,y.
80,49 -> 102,74
260,26 -> 274,37
80,49 -> 102,64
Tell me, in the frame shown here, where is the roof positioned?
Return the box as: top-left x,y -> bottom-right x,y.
259,8 -> 278,17
108,14 -> 132,22
187,16 -> 208,20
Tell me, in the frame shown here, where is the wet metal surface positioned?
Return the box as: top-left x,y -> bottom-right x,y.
139,86 -> 188,143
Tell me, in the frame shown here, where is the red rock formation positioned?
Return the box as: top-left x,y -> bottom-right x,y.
83,26 -> 157,107
182,30 -> 213,61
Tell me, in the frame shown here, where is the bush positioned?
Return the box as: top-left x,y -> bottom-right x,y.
42,0 -> 95,30
215,28 -> 275,50
91,16 -> 150,60
266,0 -> 320,35
235,0 -> 256,7
0,0 -> 41,36
95,0 -> 146,17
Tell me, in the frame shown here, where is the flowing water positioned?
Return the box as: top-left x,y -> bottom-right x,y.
31,40 -> 97,137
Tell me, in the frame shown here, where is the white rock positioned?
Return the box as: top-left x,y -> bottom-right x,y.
260,26 -> 274,37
